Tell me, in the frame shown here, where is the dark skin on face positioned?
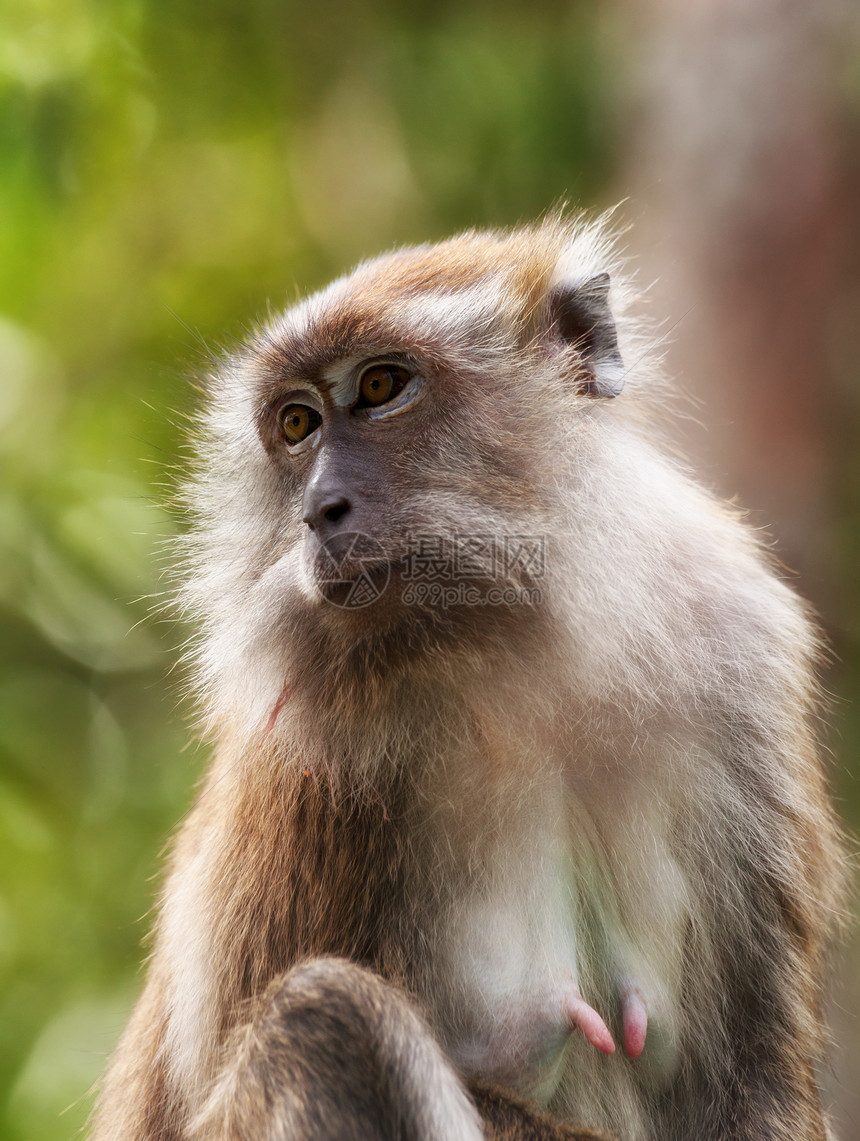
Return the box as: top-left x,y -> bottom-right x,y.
270,360 -> 419,547
264,273 -> 626,552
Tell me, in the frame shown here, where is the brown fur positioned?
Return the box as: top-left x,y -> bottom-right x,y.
470,1082 -> 614,1141
190,958 -> 609,1141
92,217 -> 842,1141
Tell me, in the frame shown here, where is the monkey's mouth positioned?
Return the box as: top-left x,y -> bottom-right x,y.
310,553 -> 402,611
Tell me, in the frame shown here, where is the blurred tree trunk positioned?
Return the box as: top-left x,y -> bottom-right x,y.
621,0 -> 859,579
619,3 -> 860,1136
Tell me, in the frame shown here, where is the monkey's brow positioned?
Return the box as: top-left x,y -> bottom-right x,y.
252,341 -> 340,391
251,354 -> 356,405
254,306 -> 411,391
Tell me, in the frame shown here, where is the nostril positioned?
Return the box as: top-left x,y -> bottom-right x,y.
323,498 -> 350,525
302,487 -> 352,530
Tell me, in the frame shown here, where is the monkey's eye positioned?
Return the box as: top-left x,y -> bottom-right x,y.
357,364 -> 411,408
278,403 -> 321,445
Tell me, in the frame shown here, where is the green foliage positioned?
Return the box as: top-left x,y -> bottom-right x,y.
0,1 -> 618,1136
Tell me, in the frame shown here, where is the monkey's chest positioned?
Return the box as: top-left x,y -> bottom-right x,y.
442,968 -> 580,1104
425,843 -> 584,1104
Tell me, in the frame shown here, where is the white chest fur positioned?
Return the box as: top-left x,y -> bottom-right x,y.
418,750 -> 687,1110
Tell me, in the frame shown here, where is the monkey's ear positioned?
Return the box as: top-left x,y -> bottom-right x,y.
547,272 -> 625,398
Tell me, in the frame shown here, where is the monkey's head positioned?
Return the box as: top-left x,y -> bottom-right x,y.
183,217 -> 636,730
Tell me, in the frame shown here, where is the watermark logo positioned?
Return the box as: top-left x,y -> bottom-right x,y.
316,531 -> 390,609
315,532 -> 545,609
402,533 -> 545,584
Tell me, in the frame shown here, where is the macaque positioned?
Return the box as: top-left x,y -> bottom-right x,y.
92,217 -> 842,1140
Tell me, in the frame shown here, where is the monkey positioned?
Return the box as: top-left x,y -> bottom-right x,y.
91,215 -> 842,1141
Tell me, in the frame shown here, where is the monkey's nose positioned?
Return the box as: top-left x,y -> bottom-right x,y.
302,490 -> 352,532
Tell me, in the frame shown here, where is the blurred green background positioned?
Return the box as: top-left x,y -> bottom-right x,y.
1,2 -> 858,1138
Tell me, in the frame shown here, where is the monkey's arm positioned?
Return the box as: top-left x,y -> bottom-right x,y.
94,956 -> 617,1141
191,957 -> 615,1141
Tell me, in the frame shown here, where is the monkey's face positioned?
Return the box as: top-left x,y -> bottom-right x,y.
189,224 -> 626,691
253,340 -> 550,622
